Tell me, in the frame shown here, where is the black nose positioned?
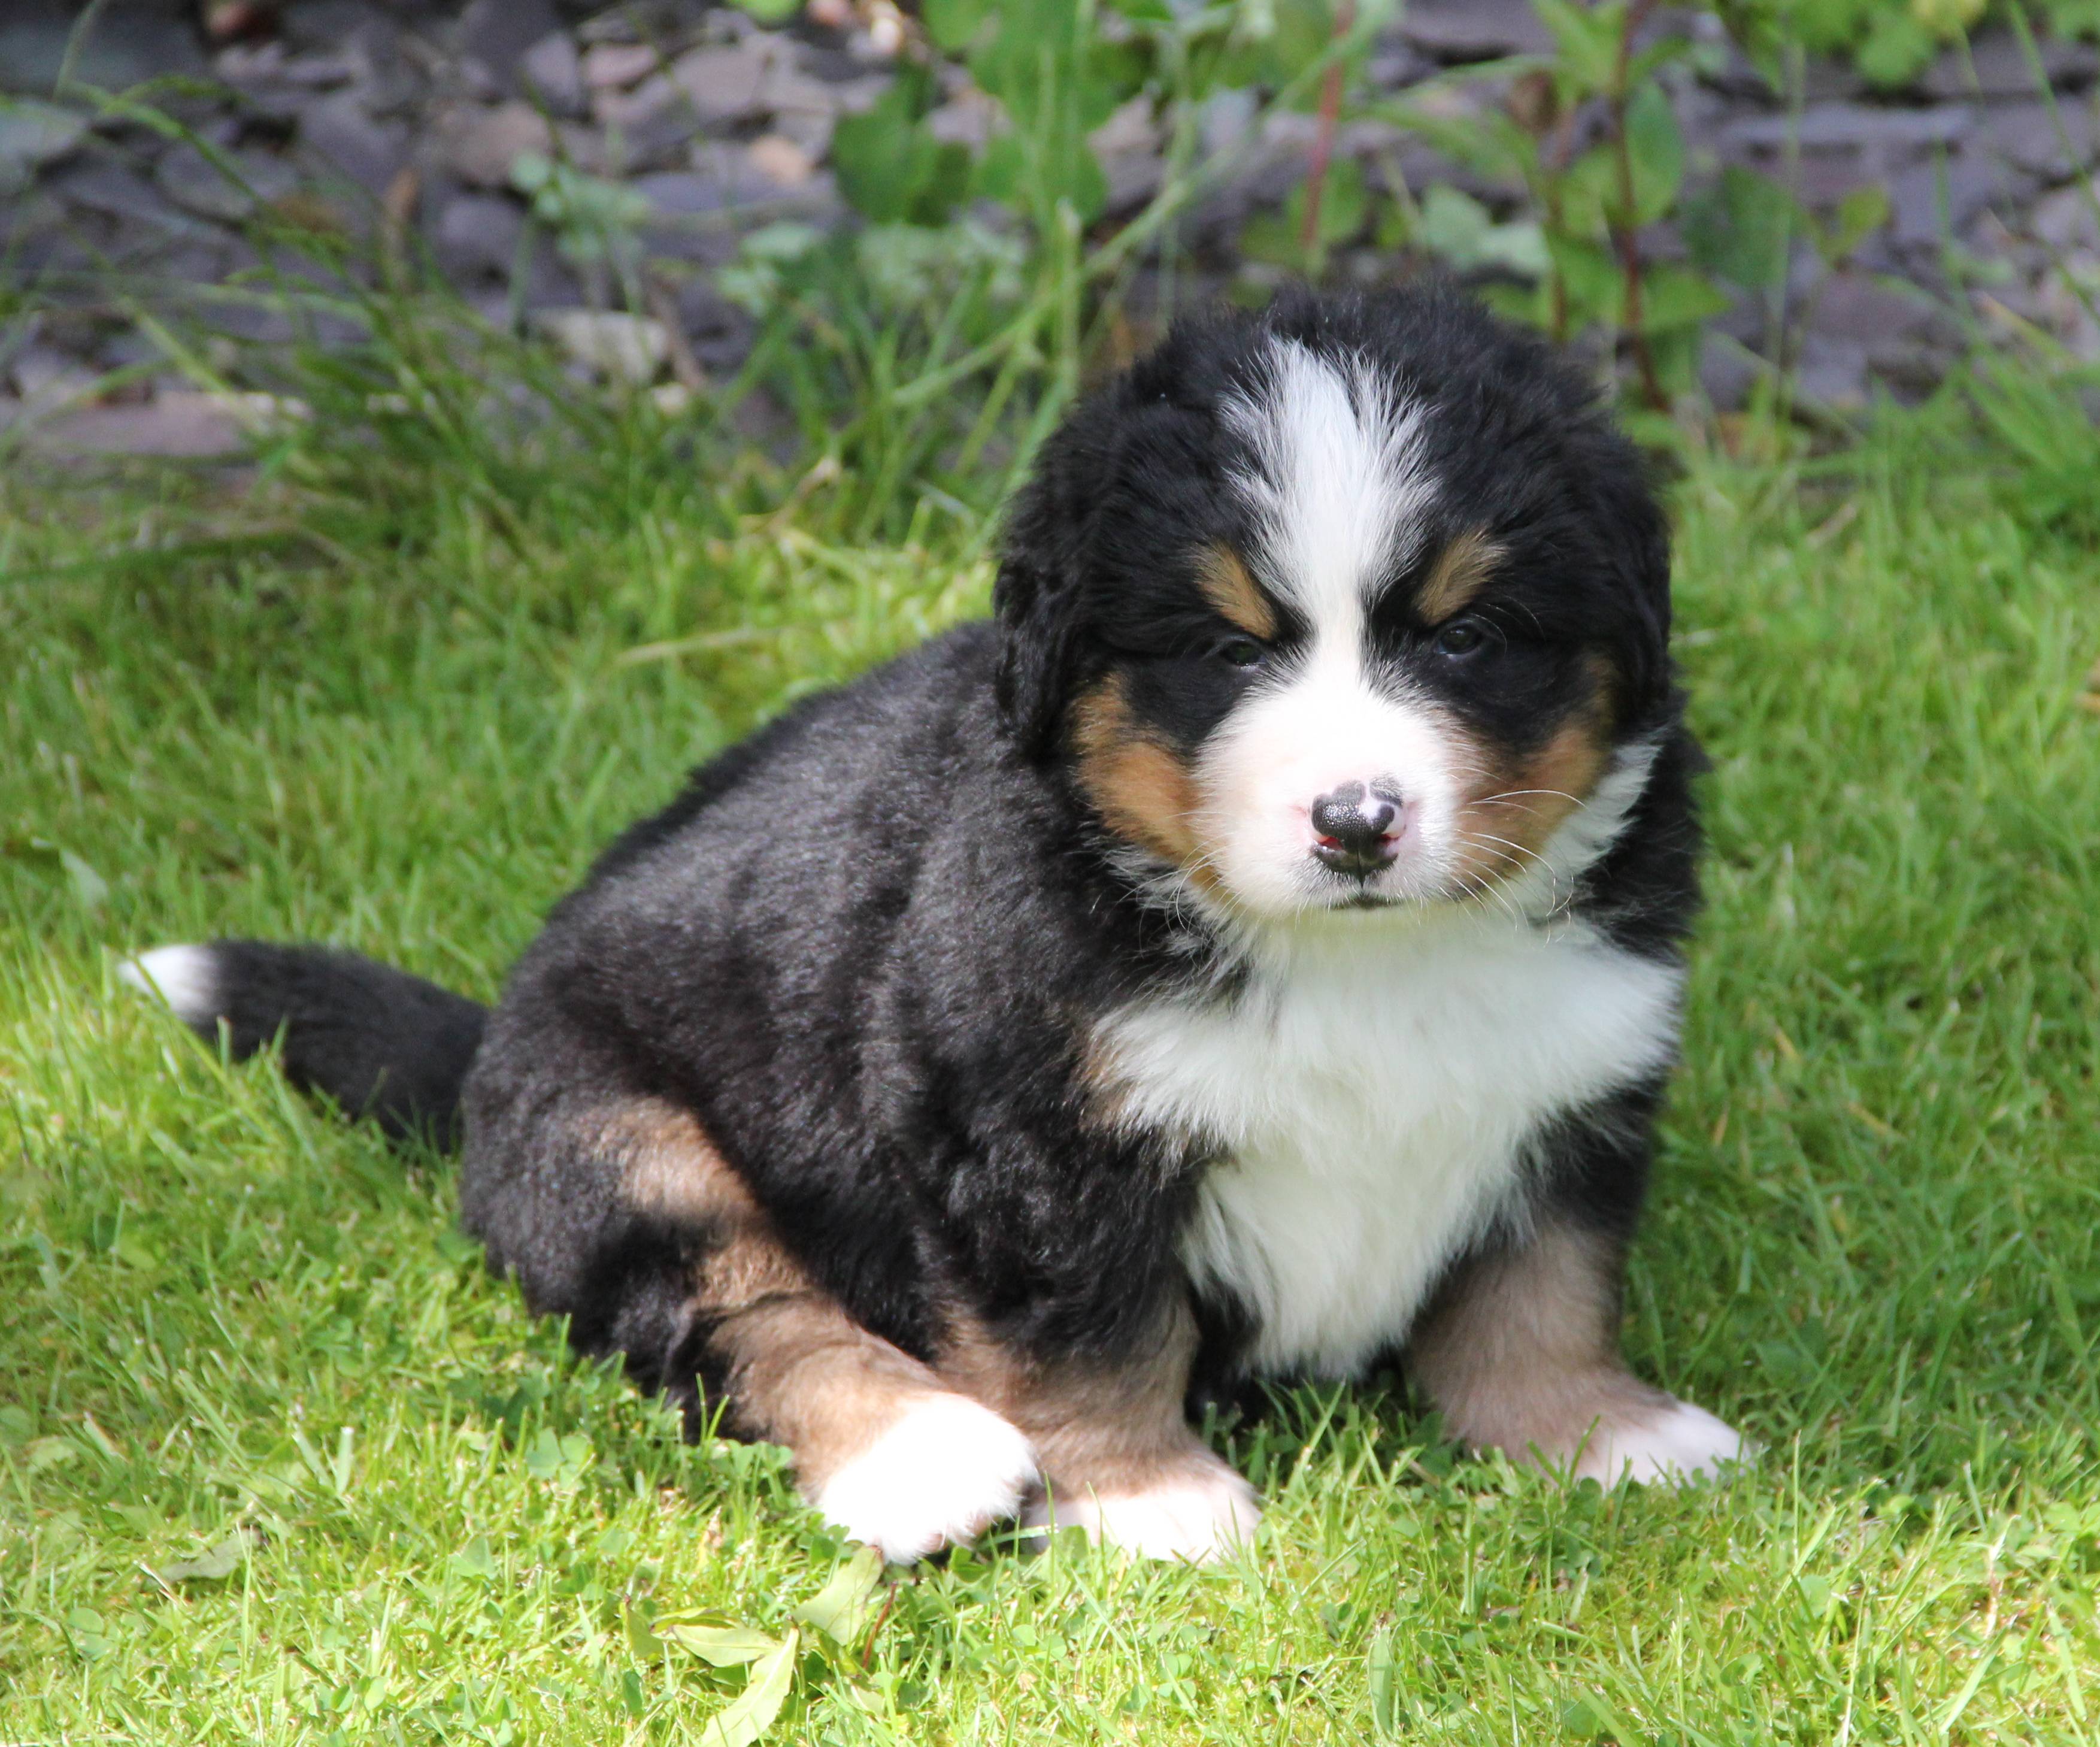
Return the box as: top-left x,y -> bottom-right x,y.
1310,782 -> 1404,876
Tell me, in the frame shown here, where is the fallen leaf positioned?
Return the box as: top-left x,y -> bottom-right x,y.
792,1544 -> 883,1646
157,1525 -> 262,1583
660,1622 -> 783,1666
699,1628 -> 799,1747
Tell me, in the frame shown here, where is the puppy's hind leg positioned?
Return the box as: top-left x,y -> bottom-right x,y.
605,1102 -> 1038,1563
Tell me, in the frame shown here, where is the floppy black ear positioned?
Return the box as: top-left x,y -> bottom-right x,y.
992,552 -> 1081,758
992,409 -> 1108,759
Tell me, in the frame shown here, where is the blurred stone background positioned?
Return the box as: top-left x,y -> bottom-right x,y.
5,0 -> 2099,456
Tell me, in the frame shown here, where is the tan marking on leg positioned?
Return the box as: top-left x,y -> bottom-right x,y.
1195,544 -> 1277,641
940,1297 -> 1259,1558
1408,1222 -> 1666,1466
613,1100 -> 741,1224
1415,529 -> 1504,624
602,1097 -> 1035,1549
941,1298 -> 1198,1492
1069,674 -> 1217,888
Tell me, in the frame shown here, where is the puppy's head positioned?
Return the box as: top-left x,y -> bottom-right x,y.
995,286 -> 1673,922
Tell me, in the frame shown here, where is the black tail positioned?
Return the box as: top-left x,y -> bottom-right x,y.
120,941 -> 486,1144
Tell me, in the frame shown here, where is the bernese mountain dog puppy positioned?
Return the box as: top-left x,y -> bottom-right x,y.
123,285 -> 1747,1563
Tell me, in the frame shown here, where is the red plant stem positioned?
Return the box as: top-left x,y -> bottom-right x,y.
1609,0 -> 1668,411
859,1583 -> 898,1667
1544,105 -> 1577,343
1299,0 -> 1357,261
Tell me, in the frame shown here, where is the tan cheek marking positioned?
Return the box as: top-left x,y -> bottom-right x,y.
1195,546 -> 1277,641
1069,674 -> 1217,888
1449,683 -> 1612,888
1416,529 -> 1505,624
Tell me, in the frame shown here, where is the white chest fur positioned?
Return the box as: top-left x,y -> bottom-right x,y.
1093,916 -> 1683,1378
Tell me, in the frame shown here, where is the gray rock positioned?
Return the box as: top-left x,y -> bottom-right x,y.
1698,330 -> 1765,412
1777,151 -> 1883,213
0,0 -> 206,97
1365,40 -> 1438,92
635,170 -> 732,217
50,164 -> 216,235
431,100 -> 553,189
1866,335 -> 1953,398
299,89 -> 411,196
457,0 -> 563,94
669,38 -> 786,126
592,76 -> 704,169
281,0 -> 391,55
1987,98 -> 2100,180
2030,177 -> 2100,250
1398,0 -> 1551,63
1725,103 -> 1974,153
672,280 -> 755,371
1919,29 -> 2099,100
8,392 -> 250,458
156,143 -> 298,222
348,23 -> 426,120
1887,152 -> 2026,247
928,90 -> 1002,151
10,341 -> 98,407
583,42 -> 665,90
0,99 -> 88,199
94,328 -> 167,373
198,293 -> 296,344
1200,87 -> 1259,160
746,134 -> 817,188
768,67 -> 863,155
1807,270 -> 1937,343
1093,95 -> 1165,216
1792,332 -> 1869,409
214,41 -> 360,92
522,31 -> 588,118
435,192 -> 525,277
0,188 -> 68,251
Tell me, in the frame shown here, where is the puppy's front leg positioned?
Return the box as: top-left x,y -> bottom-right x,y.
1407,1214 -> 1745,1485
941,1295 -> 1259,1561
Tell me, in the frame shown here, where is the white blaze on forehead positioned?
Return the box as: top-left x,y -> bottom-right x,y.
1221,338 -> 1434,637
1197,338 -> 1454,917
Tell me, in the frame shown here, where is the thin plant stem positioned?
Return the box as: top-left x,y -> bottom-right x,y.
1299,0 -> 1359,268
1608,0 -> 1668,411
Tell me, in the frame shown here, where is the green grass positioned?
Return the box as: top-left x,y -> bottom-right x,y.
3,380 -> 2099,1746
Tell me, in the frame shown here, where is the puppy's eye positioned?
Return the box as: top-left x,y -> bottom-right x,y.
1214,635 -> 1267,668
1433,619 -> 1487,658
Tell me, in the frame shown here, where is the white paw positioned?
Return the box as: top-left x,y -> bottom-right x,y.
1572,1399 -> 1750,1486
813,1394 -> 1038,1564
117,944 -> 220,1026
1023,1457 -> 1260,1561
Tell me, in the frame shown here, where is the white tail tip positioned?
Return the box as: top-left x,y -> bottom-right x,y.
117,944 -> 220,1027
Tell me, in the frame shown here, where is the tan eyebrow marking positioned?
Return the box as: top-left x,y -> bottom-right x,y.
1416,529 -> 1505,623
1195,544 -> 1278,641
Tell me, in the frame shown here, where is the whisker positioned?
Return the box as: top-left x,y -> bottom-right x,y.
1471,788 -> 1581,809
